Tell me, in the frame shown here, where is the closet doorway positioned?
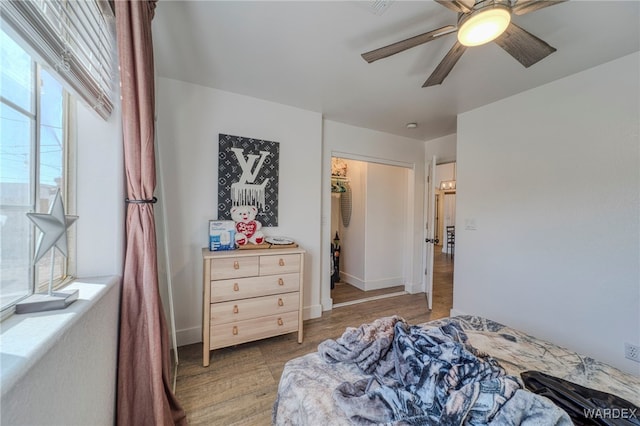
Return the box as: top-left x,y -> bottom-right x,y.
330,157 -> 410,306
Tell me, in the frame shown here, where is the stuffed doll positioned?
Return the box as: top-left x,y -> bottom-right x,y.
230,205 -> 265,245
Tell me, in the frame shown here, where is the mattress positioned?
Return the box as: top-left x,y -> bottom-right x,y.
273,315 -> 640,425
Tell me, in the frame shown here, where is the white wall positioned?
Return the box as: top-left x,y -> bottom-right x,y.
74,100 -> 124,424
426,133 -> 457,165
322,120 -> 425,309
156,77 -> 323,346
75,102 -> 123,425
454,53 -> 640,375
75,101 -> 125,277
435,163 -> 456,186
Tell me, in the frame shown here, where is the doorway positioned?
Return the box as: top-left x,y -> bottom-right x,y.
330,157 -> 410,306
431,162 -> 455,314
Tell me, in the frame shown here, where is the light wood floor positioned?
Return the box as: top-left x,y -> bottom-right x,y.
175,248 -> 454,425
331,282 -> 405,304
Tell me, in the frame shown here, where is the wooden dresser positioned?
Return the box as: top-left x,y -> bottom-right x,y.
201,246 -> 305,366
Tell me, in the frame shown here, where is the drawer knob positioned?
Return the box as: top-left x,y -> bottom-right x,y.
279,258 -> 285,266
233,305 -> 239,314
233,260 -> 240,269
277,318 -> 284,326
278,278 -> 284,286
233,283 -> 239,291
278,298 -> 284,307
232,326 -> 238,335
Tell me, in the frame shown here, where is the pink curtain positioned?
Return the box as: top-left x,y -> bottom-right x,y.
115,1 -> 186,425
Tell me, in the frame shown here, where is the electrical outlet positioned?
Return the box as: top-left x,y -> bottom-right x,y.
625,342 -> 640,362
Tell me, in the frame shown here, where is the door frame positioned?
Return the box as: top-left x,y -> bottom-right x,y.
322,151 -> 416,311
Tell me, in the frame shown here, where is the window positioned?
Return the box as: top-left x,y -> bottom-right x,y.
1,0 -> 116,119
0,28 -> 74,313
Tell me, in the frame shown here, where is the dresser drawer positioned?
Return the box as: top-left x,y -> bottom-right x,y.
209,310 -> 299,350
211,273 -> 300,303
259,254 -> 300,275
211,256 -> 259,280
210,292 -> 299,325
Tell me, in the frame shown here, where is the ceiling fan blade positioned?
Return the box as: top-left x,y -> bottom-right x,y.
434,0 -> 474,14
511,0 -> 567,16
423,41 -> 467,87
494,23 -> 556,68
361,25 -> 457,63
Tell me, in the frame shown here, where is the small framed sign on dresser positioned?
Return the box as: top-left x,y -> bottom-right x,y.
201,246 -> 305,366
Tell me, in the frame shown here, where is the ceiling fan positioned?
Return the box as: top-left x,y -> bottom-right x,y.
361,0 -> 566,87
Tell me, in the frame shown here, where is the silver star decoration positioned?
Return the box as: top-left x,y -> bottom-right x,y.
27,189 -> 78,264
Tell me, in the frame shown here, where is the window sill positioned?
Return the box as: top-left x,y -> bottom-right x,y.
0,275 -> 121,396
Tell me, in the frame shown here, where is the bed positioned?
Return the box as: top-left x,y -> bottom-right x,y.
273,315 -> 640,425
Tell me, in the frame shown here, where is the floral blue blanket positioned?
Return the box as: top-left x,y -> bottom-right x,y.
317,316 -> 566,425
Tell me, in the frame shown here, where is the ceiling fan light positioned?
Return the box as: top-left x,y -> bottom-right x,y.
457,5 -> 511,47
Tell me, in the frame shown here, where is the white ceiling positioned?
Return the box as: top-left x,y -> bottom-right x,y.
152,1 -> 640,141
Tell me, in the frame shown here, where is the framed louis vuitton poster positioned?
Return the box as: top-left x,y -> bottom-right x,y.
217,133 -> 279,226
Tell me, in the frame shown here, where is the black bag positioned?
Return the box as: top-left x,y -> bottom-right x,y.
521,370 -> 640,426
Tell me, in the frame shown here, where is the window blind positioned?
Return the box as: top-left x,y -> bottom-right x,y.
1,0 -> 115,119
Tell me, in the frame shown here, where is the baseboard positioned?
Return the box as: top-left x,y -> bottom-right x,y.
339,273 -> 406,292
405,282 -> 423,294
339,272 -> 365,290
322,296 -> 333,312
332,291 -> 407,308
177,326 -> 201,347
363,277 -> 403,291
304,303 -> 323,320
